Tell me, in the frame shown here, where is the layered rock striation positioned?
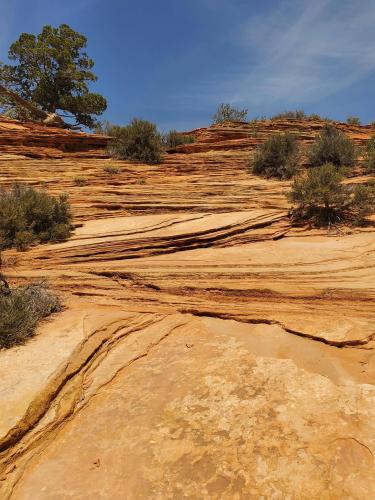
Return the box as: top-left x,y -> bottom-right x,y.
0,117 -> 374,499
0,116 -> 109,159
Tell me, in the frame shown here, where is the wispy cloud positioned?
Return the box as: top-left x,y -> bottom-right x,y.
231,0 -> 375,108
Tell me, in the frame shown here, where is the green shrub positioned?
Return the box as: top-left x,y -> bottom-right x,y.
94,120 -> 117,136
248,116 -> 266,125
271,110 -> 307,120
248,117 -> 266,136
47,223 -> 72,242
251,133 -> 299,179
288,163 -> 375,225
347,116 -> 361,126
163,130 -> 195,148
108,118 -> 163,164
309,113 -> 322,120
0,183 -> 72,250
212,103 -> 248,124
363,136 -> 375,173
308,124 -> 356,168
14,231 -> 34,252
350,182 -> 375,220
271,111 -> 334,121
0,277 -> 62,349
73,176 -> 88,186
103,165 -> 121,175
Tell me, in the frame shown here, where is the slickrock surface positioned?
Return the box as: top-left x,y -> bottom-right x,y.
0,118 -> 375,499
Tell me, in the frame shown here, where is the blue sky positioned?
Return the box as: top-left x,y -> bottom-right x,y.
1,0 -> 375,131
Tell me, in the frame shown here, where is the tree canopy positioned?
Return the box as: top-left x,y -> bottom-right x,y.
0,24 -> 107,128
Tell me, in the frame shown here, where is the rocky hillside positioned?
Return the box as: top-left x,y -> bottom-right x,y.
0,117 -> 375,499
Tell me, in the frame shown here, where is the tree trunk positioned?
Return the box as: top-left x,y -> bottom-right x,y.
0,84 -> 66,127
0,84 -> 47,119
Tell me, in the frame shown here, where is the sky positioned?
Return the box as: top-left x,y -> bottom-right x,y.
1,0 -> 375,131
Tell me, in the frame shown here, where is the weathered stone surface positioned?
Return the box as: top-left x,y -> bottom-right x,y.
0,118 -> 374,498
2,310 -> 375,499
177,119 -> 372,155
0,116 -> 108,158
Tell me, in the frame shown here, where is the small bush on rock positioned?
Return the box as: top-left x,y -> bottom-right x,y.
73,176 -> 88,186
350,181 -> 375,223
0,277 -> 62,349
308,124 -> 357,168
271,110 -> 307,120
213,103 -> 248,124
0,184 -> 72,250
103,165 -> 121,175
251,133 -> 299,179
363,136 -> 375,173
347,116 -> 361,126
288,163 -> 375,225
108,118 -> 163,164
309,113 -> 322,120
163,130 -> 195,148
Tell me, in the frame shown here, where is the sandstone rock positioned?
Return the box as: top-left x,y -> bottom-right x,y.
0,118 -> 374,498
0,115 -> 109,158
1,309 -> 375,499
